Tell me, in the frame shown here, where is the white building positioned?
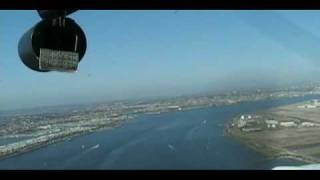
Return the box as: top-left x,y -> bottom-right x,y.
312,99 -> 320,106
241,127 -> 262,132
307,105 -> 317,108
38,125 -> 51,130
266,120 -> 278,124
280,121 -> 297,127
297,99 -> 320,109
266,120 -> 278,128
298,105 -> 317,109
168,105 -> 181,110
240,114 -> 252,120
301,122 -> 317,127
238,119 -> 246,128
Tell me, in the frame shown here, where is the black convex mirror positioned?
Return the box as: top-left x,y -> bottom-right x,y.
18,17 -> 87,72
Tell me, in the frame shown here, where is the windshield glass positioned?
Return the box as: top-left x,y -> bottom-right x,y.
1,10 -> 320,170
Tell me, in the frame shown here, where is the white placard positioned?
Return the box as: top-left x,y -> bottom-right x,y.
39,48 -> 79,72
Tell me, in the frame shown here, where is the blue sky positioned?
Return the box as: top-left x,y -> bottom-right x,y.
1,10 -> 320,110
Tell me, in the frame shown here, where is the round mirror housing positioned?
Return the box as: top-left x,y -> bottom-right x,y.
18,17 -> 87,72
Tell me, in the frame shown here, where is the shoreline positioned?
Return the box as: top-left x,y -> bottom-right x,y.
0,94 -> 319,161
226,132 -> 316,164
0,123 -> 117,161
224,115 -> 320,164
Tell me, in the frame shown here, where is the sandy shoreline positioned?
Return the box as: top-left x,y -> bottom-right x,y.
224,99 -> 320,164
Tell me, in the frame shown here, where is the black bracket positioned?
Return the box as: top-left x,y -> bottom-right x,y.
37,10 -> 78,19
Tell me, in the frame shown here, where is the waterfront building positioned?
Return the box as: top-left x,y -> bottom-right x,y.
279,121 -> 297,127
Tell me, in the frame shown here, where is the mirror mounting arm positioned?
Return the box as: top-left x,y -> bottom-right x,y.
37,10 -> 78,20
